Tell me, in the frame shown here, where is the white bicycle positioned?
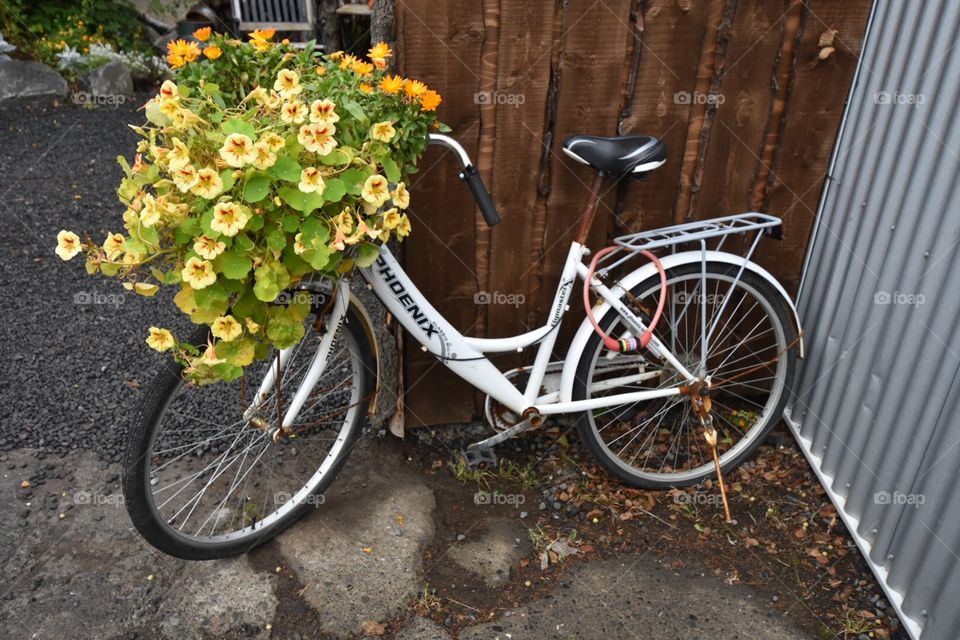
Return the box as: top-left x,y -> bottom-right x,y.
123,132 -> 803,559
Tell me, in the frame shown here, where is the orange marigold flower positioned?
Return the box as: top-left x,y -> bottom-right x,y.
249,28 -> 275,52
359,83 -> 374,94
404,79 -> 427,99
339,54 -> 358,70
167,39 -> 201,66
351,59 -> 374,76
193,26 -> 212,41
316,66 -> 327,76
167,52 -> 185,68
368,42 -> 392,61
328,50 -> 344,61
203,46 -> 222,60
379,74 -> 404,95
420,89 -> 442,112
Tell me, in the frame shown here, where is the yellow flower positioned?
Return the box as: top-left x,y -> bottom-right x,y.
370,121 -> 396,143
293,232 -> 307,254
316,66 -> 327,76
309,99 -> 339,124
350,59 -> 373,76
219,133 -> 257,167
200,344 -> 225,365
382,207 -> 401,229
354,218 -> 381,241
140,194 -> 164,227
191,167 -> 223,199
260,131 -> 286,152
211,315 -> 242,342
172,164 -> 198,192
263,90 -> 283,109
245,86 -> 267,103
334,209 -> 355,233
249,28 -> 275,52
339,54 -> 358,70
368,42 -> 393,63
274,69 -> 302,98
181,257 -> 217,289
245,318 -> 260,334
193,235 -> 225,260
202,46 -> 222,60
167,137 -> 190,169
359,83 -> 374,94
396,214 -> 412,238
298,167 -> 326,194
280,99 -> 306,124
297,122 -> 337,155
379,74 -> 404,95
211,201 -> 251,237
166,39 -> 201,67
331,226 -> 348,251
391,182 -> 410,209
329,50 -> 344,61
55,230 -> 82,260
251,141 -> 277,170
158,98 -> 181,119
404,79 -> 427,99
158,80 -> 179,101
102,232 -> 125,259
146,327 -> 175,352
125,282 -> 159,296
193,26 -> 212,41
361,174 -> 390,207
420,89 -> 442,112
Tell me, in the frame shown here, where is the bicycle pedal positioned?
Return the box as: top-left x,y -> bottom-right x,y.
461,447 -> 498,470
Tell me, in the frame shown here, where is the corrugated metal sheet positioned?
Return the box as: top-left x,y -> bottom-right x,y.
786,2 -> 960,638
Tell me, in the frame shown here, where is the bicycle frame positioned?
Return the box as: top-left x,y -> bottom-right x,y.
359,242 -> 695,417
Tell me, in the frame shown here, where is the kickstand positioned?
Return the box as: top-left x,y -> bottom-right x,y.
461,447 -> 498,470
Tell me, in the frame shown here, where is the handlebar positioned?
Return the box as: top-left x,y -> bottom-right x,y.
428,134 -> 501,227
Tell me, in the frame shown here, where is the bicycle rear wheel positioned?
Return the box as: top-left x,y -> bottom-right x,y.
573,262 -> 796,489
123,301 -> 376,559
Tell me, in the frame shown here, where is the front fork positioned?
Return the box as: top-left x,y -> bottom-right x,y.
243,279 -> 351,440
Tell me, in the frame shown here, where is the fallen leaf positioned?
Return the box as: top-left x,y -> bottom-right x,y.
745,537 -> 760,547
395,513 -> 404,527
361,620 -> 385,635
20,480 -> 30,489
361,546 -> 373,554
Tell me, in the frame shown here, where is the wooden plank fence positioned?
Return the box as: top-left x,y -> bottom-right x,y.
393,0 -> 873,426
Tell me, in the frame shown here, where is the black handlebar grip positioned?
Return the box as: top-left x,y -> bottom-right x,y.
459,165 -> 501,227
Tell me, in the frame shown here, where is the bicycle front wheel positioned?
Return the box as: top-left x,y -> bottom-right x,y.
573,262 -> 796,489
123,301 -> 376,559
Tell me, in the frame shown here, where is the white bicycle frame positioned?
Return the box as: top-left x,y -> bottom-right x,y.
247,135 -> 804,428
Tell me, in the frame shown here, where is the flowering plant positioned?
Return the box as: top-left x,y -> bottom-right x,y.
57,29 -> 445,384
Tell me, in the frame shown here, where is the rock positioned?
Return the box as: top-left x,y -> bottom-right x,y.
447,519 -> 529,588
0,60 -> 68,101
159,557 -> 277,640
395,616 -> 451,640
77,61 -> 133,102
275,442 -> 436,637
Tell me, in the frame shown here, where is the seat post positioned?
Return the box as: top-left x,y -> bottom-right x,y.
575,173 -> 606,244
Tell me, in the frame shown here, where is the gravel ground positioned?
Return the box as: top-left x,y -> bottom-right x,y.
0,95 -> 191,461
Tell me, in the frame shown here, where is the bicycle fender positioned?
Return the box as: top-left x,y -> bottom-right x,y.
348,290 -> 380,416
558,250 -> 804,404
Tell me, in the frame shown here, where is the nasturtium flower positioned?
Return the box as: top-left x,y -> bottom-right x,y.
158,98 -> 182,120
146,327 -> 175,352
391,182 -> 410,209
298,167 -> 326,194
158,80 -> 178,101
102,232 -> 125,259
124,282 -> 159,296
260,131 -> 286,152
191,167 -> 223,199
193,26 -> 212,42
202,46 -> 222,60
280,99 -> 307,124
181,256 -> 217,289
251,141 -> 278,170
334,209 -> 355,233
55,230 -> 82,261
140,194 -> 164,227
297,123 -> 337,155
371,121 -> 396,142
293,232 -> 307,255
331,226 -> 348,251
354,218 -> 381,241
172,164 -> 198,192
245,86 -> 267,104
245,318 -> 260,334
309,99 -> 339,124
396,214 -> 412,238
167,137 -> 190,169
379,75 -> 404,95
274,69 -> 302,98
211,315 -> 242,342
420,89 -> 442,112
193,235 -> 225,260
200,343 -> 225,365
211,201 -> 251,237
263,90 -> 283,110
382,208 -> 401,230
219,133 -> 257,167
361,174 -> 390,207
404,79 -> 427,99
